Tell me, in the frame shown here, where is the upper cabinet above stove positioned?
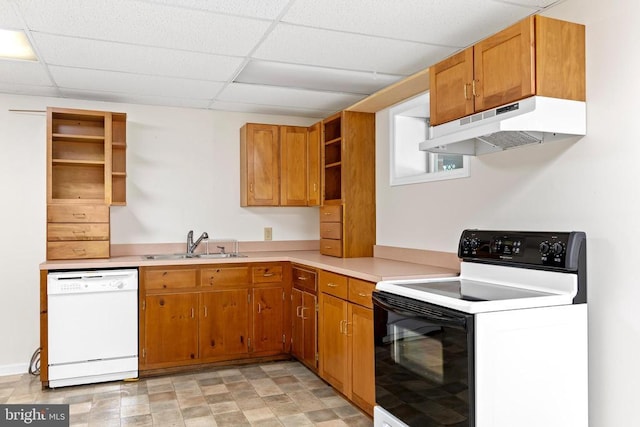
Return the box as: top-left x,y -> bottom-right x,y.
429,15 -> 585,127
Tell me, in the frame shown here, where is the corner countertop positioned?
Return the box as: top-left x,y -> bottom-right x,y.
39,250 -> 459,283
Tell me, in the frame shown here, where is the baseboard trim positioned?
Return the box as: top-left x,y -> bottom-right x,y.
0,363 -> 29,377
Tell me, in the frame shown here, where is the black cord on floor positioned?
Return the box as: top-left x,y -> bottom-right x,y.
29,347 -> 41,376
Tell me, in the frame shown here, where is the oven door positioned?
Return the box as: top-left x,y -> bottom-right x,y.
372,291 -> 475,427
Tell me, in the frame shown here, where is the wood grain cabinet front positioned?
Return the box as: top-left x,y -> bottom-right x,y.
430,15 -> 585,126
46,204 -> 110,260
291,265 -> 318,371
318,270 -> 375,415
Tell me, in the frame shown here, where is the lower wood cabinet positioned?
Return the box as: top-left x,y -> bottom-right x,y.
140,262 -> 290,371
318,270 -> 375,415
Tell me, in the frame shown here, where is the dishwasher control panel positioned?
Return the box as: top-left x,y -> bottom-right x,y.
48,269 -> 138,295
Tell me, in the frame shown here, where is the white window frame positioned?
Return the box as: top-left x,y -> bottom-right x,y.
389,92 -> 470,186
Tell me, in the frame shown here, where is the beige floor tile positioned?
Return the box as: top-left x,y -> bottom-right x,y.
278,413 -> 314,427
184,415 -> 218,427
120,402 -> 150,418
243,406 -> 276,422
121,414 -> 153,427
209,400 -> 240,415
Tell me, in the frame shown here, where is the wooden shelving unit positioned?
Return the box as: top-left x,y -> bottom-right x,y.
46,107 -> 127,260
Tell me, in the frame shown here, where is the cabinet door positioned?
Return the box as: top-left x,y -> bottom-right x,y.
200,289 -> 249,359
280,126 -> 308,206
241,123 -> 280,206
252,286 -> 284,354
307,121 -> 321,206
319,293 -> 349,395
349,303 -> 375,415
144,293 -> 198,365
302,291 -> 318,369
429,47 -> 474,126
474,17 -> 535,112
291,288 -> 305,361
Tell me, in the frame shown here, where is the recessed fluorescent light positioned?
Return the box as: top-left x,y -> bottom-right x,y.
235,60 -> 401,95
0,29 -> 37,61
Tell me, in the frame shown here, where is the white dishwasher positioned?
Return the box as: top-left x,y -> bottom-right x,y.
47,269 -> 138,388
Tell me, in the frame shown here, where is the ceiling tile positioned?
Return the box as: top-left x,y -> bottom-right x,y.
146,0 -> 292,19
18,0 -> 271,55
253,24 -> 457,75
217,83 -> 365,111
0,60 -> 52,85
0,82 -> 59,97
59,88 -> 212,109
209,100 -> 332,118
235,60 -> 402,95
493,0 -> 560,8
32,33 -> 242,81
49,66 -> 224,99
282,0 -> 537,47
0,1 -> 23,29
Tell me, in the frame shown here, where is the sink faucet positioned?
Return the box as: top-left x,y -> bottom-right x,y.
186,230 -> 209,254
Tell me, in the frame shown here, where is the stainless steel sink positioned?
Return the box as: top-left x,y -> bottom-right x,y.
195,253 -> 247,259
143,253 -> 247,260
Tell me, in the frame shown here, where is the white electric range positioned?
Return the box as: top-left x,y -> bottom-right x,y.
372,230 -> 588,427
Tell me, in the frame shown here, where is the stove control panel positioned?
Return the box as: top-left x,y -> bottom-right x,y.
458,229 -> 585,271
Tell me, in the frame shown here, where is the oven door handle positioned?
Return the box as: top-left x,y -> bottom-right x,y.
372,292 -> 467,329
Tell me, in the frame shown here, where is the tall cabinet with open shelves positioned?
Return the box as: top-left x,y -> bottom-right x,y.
46,107 -> 127,260
321,111 -> 375,258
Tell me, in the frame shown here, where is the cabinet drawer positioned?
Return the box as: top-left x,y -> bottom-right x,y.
145,269 -> 198,290
319,270 -> 348,299
320,222 -> 342,239
320,205 -> 342,222
292,266 -> 317,293
348,279 -> 375,308
47,223 -> 109,241
201,266 -> 250,287
47,204 -> 109,223
320,238 -> 343,258
47,241 -> 109,259
252,265 -> 283,283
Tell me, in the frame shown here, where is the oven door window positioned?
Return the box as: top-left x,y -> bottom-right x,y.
374,292 -> 474,427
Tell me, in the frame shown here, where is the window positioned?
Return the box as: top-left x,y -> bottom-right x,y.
390,92 -> 469,186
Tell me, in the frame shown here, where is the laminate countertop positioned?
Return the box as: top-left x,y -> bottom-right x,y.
39,250 -> 459,283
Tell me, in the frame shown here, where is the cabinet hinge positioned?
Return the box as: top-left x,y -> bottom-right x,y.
315,304 -> 319,312
282,334 -> 286,344
315,353 -> 319,362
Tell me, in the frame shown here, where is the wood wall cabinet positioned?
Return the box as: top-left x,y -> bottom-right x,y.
321,111 -> 376,258
240,123 -> 319,207
46,107 -> 127,259
307,121 -> 321,206
291,265 -> 318,371
430,15 -> 585,126
140,262 -> 290,371
318,270 -> 375,415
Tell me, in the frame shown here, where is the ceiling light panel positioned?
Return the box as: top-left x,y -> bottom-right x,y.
49,66 -> 224,99
253,24 -> 457,76
19,0 -> 271,55
282,0 -> 537,47
218,83 -> 365,111
147,0 -> 292,19
33,33 -> 242,82
235,61 -> 402,95
0,29 -> 37,61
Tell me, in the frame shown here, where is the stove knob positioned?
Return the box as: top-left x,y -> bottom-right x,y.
551,242 -> 564,256
470,238 -> 479,250
462,238 -> 471,250
539,241 -> 550,255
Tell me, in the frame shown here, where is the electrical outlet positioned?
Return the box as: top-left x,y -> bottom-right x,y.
264,227 -> 272,241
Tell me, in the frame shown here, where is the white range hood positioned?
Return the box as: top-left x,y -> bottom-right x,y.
419,96 -> 586,156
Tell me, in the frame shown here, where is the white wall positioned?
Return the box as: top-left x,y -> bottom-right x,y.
376,1 -> 640,426
0,93 -> 318,373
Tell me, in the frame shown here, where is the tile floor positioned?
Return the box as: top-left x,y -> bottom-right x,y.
0,360 -> 373,427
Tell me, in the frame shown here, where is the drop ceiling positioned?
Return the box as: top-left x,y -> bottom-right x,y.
0,0 -> 563,118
